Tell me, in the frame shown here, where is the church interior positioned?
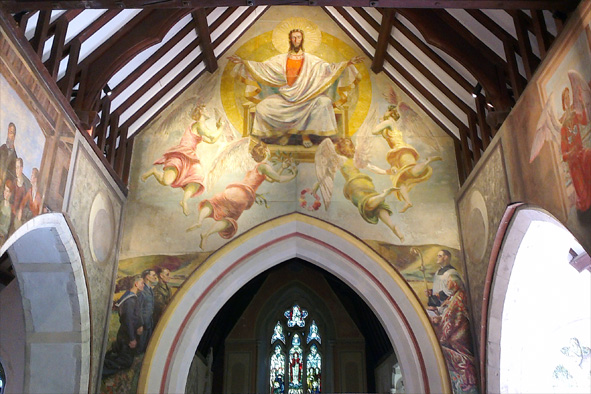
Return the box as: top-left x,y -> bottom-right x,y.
0,1 -> 590,393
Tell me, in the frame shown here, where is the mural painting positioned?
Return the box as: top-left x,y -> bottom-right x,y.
531,28 -> 591,222
106,9 -> 472,393
0,74 -> 47,245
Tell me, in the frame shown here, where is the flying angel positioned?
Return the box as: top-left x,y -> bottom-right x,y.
187,138 -> 297,249
312,136 -> 404,242
530,70 -> 591,212
374,87 -> 443,212
384,86 -> 442,152
141,103 -> 238,216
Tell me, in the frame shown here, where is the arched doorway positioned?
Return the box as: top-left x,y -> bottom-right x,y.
485,206 -> 590,393
0,213 -> 90,394
138,213 -> 451,394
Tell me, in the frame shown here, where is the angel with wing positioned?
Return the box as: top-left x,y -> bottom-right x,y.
141,103 -> 236,215
313,136 -> 404,242
377,87 -> 443,212
187,138 -> 297,249
530,70 -> 591,211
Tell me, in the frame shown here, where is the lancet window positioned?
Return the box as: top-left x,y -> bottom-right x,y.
269,304 -> 322,394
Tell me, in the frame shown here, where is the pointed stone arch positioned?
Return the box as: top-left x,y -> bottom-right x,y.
139,213 -> 451,394
483,204 -> 589,392
0,213 -> 90,394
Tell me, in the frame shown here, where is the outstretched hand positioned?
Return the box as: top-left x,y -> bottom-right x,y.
348,55 -> 364,65
228,54 -> 243,64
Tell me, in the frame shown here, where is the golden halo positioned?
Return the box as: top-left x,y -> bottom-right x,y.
272,17 -> 321,53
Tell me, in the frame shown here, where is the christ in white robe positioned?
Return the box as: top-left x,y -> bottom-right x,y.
230,34 -> 361,147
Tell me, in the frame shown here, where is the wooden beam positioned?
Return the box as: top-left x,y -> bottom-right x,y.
338,7 -> 476,121
389,13 -> 473,93
3,1 -> 580,12
475,94 -> 491,149
74,8 -> 190,113
110,22 -> 195,98
45,17 -> 68,78
58,9 -> 122,71
120,53 -> 205,130
122,137 -> 134,185
388,34 -> 476,117
467,113 -> 482,161
531,9 -> 551,58
503,38 -> 524,101
94,96 -> 111,151
15,11 -> 34,33
119,6 -> 263,136
332,7 -> 376,53
114,126 -> 129,176
453,138 -> 467,185
553,11 -> 567,34
192,8 -> 217,73
511,10 -> 540,79
106,113 -> 120,166
398,8 -> 510,111
29,9 -> 50,56
114,38 -> 202,118
458,124 -> 474,175
59,38 -> 81,99
371,8 -> 395,74
326,6 -> 462,142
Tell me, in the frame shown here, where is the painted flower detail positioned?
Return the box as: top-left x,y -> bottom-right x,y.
299,188 -> 321,211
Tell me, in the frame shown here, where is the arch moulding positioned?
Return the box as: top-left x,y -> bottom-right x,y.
138,213 -> 451,394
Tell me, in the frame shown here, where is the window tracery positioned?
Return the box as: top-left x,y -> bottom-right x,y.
269,304 -> 322,394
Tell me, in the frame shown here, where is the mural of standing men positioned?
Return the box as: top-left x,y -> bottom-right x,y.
138,269 -> 157,353
0,122 -> 17,188
102,276 -> 145,376
153,267 -> 172,324
11,158 -> 29,232
18,167 -> 42,223
0,180 -> 14,244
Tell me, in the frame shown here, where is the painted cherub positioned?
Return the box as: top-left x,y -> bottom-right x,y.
142,104 -> 232,215
380,86 -> 442,212
313,136 -> 404,242
187,138 -> 297,249
530,70 -> 591,211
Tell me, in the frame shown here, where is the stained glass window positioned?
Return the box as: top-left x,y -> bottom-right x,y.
271,304 -> 322,393
307,320 -> 321,344
285,305 -> 308,328
272,321 -> 286,344
306,344 -> 321,393
270,345 -> 286,394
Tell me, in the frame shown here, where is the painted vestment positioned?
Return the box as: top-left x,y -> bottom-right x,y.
235,53 -> 360,138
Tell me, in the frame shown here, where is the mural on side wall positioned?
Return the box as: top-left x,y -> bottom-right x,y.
0,74 -> 47,245
105,9 -> 473,394
531,28 -> 591,220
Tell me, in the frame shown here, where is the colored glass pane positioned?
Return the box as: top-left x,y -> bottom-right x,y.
285,305 -> 308,328
307,320 -> 321,344
270,345 -> 286,394
306,344 -> 321,393
272,321 -> 286,344
289,334 -> 304,394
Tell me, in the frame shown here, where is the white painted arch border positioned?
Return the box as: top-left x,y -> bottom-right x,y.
139,213 -> 450,394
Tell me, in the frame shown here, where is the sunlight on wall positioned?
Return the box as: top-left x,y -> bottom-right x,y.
500,221 -> 591,393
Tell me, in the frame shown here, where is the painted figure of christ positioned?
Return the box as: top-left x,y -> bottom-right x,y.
230,29 -> 362,148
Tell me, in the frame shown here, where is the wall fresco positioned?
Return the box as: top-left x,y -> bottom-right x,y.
0,74 -> 47,243
109,7 -> 465,393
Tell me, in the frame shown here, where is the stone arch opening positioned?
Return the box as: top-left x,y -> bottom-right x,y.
484,205 -> 590,393
0,213 -> 90,394
139,213 -> 450,394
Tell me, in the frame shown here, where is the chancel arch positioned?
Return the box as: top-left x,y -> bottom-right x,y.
0,213 -> 90,394
138,213 -> 451,394
485,206 -> 591,393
